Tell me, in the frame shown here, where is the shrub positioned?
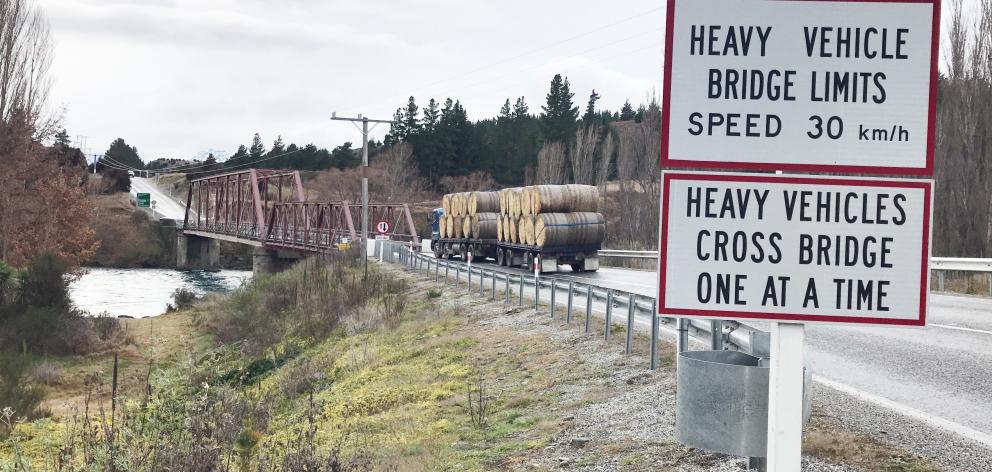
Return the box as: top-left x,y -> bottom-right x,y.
166,288 -> 200,312
0,352 -> 46,438
17,254 -> 70,309
28,360 -> 63,386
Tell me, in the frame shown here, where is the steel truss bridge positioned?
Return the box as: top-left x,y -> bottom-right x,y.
182,169 -> 419,252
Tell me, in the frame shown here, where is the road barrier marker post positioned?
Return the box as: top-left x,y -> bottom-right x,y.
566,282 -> 574,323
480,269 -> 485,296
505,274 -> 510,304
605,290 -> 613,340
435,260 -> 439,283
650,299 -> 658,370
533,257 -> 540,310
491,272 -> 497,300
550,279 -> 557,319
445,263 -> 449,285
625,294 -> 635,354
677,318 -> 689,353
585,286 -> 593,333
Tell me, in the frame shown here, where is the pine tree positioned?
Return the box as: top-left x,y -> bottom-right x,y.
385,108 -> 405,144
541,74 -> 579,142
403,96 -> 421,136
54,128 -> 70,149
249,133 -> 266,159
583,89 -> 601,123
499,99 -> 512,121
513,97 -> 529,118
619,100 -> 636,121
270,135 -> 285,155
423,98 -> 440,131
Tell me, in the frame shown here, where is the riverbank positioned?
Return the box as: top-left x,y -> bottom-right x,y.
2,263 -> 942,471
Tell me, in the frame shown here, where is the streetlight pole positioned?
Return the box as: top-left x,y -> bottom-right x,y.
330,112 -> 395,271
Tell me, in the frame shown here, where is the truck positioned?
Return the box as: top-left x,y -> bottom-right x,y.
429,207 -> 600,273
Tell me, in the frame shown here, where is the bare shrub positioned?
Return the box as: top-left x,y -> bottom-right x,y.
28,360 -> 62,386
439,171 -> 497,193
572,124 -> 601,185
535,141 -> 567,184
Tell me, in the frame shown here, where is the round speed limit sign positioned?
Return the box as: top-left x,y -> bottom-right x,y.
375,220 -> 391,235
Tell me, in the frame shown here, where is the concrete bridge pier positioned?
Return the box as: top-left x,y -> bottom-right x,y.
252,248 -> 300,277
177,233 -> 221,270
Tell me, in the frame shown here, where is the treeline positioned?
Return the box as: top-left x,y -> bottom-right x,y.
384,73 -> 650,187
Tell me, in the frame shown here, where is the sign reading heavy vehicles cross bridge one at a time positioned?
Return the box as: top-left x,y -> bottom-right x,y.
661,0 -> 940,175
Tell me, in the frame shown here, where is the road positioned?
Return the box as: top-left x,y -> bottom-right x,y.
421,251 -> 992,449
130,177 -> 186,221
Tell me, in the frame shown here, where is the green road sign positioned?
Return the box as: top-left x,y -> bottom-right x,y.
137,193 -> 151,208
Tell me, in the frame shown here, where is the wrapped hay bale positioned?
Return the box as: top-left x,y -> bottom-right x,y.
509,188 -> 523,218
439,214 -> 448,238
532,184 -> 599,214
442,194 -> 452,215
462,215 -> 472,239
520,187 -> 533,215
509,216 -> 518,244
472,213 -> 500,239
534,212 -> 606,248
445,215 -> 458,238
497,214 -> 504,241
469,191 -> 499,216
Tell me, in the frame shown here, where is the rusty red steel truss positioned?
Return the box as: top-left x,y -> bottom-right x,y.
183,169 -> 419,252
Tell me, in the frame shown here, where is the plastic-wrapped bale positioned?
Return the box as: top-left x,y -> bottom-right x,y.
518,215 -> 535,246
469,192 -> 499,216
472,213 -> 500,239
534,212 -> 606,248
532,184 -> 600,214
462,216 -> 472,239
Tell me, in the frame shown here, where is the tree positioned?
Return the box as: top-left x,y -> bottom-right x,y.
102,138 -> 143,169
499,99 -> 512,121
541,74 -> 579,143
619,100 -> 636,121
329,142 -> 359,169
249,133 -> 266,159
53,128 -> 69,148
270,135 -> 285,155
423,98 -> 440,131
583,89 -> 601,124
402,96 -> 421,137
513,97 -> 529,118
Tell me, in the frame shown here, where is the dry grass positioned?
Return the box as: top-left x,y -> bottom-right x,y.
804,414 -> 940,472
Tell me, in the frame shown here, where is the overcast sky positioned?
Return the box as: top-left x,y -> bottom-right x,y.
40,0 -> 663,162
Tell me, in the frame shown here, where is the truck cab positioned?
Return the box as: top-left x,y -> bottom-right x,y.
429,208 -> 444,253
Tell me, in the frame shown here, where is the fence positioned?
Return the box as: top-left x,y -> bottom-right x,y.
377,241 -> 762,371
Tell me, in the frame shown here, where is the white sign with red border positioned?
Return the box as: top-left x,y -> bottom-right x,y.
658,172 -> 932,326
661,0 -> 940,175
375,220 -> 391,235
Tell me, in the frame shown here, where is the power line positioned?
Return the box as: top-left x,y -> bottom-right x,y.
336,6 -> 664,114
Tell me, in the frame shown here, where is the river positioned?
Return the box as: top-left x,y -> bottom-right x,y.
69,268 -> 252,318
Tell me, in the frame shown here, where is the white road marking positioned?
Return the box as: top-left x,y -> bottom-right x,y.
930,323 -> 992,335
814,375 -> 992,449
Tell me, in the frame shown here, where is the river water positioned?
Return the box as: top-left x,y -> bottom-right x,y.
69,268 -> 252,318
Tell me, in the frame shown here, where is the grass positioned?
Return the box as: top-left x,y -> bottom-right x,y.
803,415 -> 942,472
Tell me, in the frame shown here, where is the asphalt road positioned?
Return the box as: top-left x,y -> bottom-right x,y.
429,252 -> 992,448
130,177 -> 187,221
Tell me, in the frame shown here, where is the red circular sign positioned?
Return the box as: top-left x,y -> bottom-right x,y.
375,220 -> 391,234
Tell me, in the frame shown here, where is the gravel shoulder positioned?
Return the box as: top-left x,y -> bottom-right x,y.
401,267 -> 939,471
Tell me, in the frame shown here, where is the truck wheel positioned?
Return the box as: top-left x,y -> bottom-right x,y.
432,241 -> 443,259
496,248 -> 505,266
443,243 -> 453,260
569,261 -> 585,272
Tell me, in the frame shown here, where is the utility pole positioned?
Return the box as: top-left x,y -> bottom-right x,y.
330,112 -> 395,271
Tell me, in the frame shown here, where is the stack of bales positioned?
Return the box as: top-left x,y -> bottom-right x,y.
440,191 -> 501,239
492,184 -> 605,248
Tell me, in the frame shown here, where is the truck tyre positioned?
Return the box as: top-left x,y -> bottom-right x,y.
496,248 -> 505,266
432,240 -> 444,259
569,261 -> 585,272
443,243 -> 453,260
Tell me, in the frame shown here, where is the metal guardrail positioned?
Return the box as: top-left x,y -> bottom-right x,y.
378,241 -> 760,370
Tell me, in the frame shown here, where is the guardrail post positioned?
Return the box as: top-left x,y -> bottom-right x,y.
518,276 -> 524,305
605,290 -> 613,340
467,264 -> 471,288
491,272 -> 497,300
585,285 -> 593,333
988,273 -> 991,297
445,263 -> 449,285
550,279 -> 557,319
435,260 -> 439,283
650,299 -> 658,370
505,274 -> 510,304
625,294 -> 635,354
534,276 -> 540,310
938,270 -> 945,292
677,318 -> 690,353
480,270 -> 486,296
566,282 -> 574,323
711,320 -> 724,350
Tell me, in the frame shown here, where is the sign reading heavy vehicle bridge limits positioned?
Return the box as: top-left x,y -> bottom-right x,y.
659,172 -> 932,326
661,0 -> 940,175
